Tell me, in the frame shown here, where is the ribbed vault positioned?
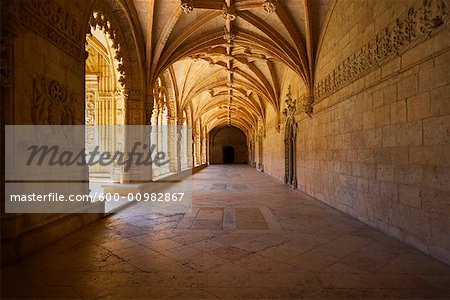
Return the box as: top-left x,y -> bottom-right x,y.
136,0 -> 333,134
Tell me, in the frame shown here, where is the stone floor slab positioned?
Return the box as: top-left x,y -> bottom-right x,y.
1,165 -> 449,299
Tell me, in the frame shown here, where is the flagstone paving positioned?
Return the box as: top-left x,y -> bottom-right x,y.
2,165 -> 450,299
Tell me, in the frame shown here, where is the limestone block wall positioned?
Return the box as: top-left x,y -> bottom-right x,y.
2,0 -> 147,263
1,0 -> 100,263
263,105 -> 284,181
296,0 -> 450,264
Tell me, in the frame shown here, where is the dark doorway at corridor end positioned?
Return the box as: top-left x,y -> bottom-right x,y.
223,146 -> 235,164
210,126 -> 248,164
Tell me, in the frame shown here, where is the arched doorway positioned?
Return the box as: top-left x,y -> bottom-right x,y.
85,20 -> 124,181
209,126 -> 248,164
84,0 -> 146,187
284,120 -> 297,188
283,86 -> 297,189
223,146 -> 235,164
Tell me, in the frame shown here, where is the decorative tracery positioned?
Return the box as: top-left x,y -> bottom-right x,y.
87,10 -> 127,87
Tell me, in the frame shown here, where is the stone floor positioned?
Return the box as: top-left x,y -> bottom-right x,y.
2,165 -> 450,299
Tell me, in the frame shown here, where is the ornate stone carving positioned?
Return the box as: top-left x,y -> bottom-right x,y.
176,120 -> 183,171
303,95 -> 314,118
259,121 -> 266,139
127,89 -> 142,101
314,0 -> 448,101
180,0 -> 193,14
223,27 -> 236,43
127,101 -> 143,125
275,123 -> 281,133
282,86 -> 297,118
31,75 -> 77,125
162,71 -> 176,108
263,0 -> 277,13
18,0 -> 84,60
222,3 -> 237,21
85,91 -> 96,125
283,86 -> 297,189
88,10 -> 127,87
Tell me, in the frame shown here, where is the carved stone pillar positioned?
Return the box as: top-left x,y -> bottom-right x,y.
150,106 -> 160,177
258,123 -> 264,172
168,115 -> 177,172
202,135 -> 207,165
176,116 -> 184,172
186,132 -> 193,169
151,107 -> 159,150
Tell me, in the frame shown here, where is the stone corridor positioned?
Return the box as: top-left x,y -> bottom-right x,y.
2,165 -> 450,299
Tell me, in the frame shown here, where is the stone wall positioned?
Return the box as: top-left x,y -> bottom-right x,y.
263,105 -> 284,180
296,0 -> 449,264
1,0 -> 146,264
1,0 -> 99,264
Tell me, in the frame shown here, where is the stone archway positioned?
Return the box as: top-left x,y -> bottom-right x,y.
85,0 -> 145,125
84,0 -> 146,184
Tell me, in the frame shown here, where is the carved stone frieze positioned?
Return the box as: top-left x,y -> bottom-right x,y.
126,89 -> 143,101
18,0 -> 84,60
31,75 -> 77,125
314,0 -> 448,100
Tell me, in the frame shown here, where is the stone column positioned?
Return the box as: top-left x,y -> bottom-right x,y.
168,115 -> 177,172
176,115 -> 184,172
150,106 -> 160,178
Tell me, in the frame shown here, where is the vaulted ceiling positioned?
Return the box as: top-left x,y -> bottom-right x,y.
133,0 -> 333,133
